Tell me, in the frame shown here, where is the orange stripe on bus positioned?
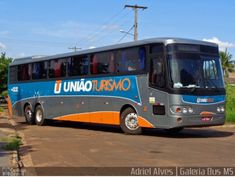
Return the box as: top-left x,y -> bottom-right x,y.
54,111 -> 154,128
138,116 -> 154,128
6,96 -> 13,117
54,111 -> 120,125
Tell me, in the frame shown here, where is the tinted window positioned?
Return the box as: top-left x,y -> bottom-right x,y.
150,44 -> 164,54
18,64 -> 31,81
149,56 -> 165,88
116,47 -> 146,73
9,66 -> 17,83
32,61 -> 47,80
68,56 -> 89,76
90,52 -> 115,74
49,59 -> 67,78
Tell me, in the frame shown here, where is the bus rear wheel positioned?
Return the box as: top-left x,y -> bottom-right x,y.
35,105 -> 46,126
120,108 -> 142,135
24,105 -> 35,125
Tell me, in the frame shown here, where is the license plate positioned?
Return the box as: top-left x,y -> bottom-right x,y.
201,117 -> 212,122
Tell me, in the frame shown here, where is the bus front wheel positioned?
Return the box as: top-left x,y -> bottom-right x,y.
24,105 -> 35,125
35,105 -> 46,126
120,108 -> 142,135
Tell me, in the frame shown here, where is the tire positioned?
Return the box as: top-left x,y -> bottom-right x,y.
120,107 -> 142,135
24,105 -> 35,125
165,127 -> 184,133
35,105 -> 46,126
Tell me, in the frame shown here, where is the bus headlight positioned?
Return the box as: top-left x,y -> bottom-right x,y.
217,106 -> 225,113
188,107 -> 194,113
171,106 -> 194,114
182,108 -> 188,114
220,106 -> 225,112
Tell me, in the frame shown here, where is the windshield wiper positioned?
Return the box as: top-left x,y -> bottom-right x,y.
204,79 -> 219,90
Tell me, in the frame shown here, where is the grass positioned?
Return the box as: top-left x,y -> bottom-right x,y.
0,134 -> 22,151
0,106 -> 3,112
226,84 -> 235,123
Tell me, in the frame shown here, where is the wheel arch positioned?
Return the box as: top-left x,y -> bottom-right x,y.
24,102 -> 33,111
120,104 -> 138,119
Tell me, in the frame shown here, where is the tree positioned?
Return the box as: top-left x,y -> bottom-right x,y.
0,52 -> 12,94
219,49 -> 235,77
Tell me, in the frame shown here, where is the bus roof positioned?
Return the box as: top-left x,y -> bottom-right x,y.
10,37 -> 218,66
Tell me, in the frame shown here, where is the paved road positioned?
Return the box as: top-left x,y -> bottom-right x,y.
13,117 -> 235,168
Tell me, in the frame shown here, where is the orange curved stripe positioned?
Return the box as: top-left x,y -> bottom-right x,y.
54,111 -> 154,128
6,96 -> 13,117
138,116 -> 154,128
54,111 -> 120,125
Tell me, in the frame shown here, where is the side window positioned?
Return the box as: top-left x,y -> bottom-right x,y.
149,56 -> 165,88
90,51 -> 115,75
9,66 -> 17,83
116,46 -> 146,73
49,58 -> 67,78
68,56 -> 89,76
32,61 -> 47,80
18,64 -> 31,81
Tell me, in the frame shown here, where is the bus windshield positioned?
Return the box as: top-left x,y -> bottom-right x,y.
168,53 -> 224,89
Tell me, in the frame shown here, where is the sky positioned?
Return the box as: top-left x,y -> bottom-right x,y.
0,0 -> 235,59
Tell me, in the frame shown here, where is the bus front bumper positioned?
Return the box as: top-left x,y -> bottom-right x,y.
169,114 -> 225,128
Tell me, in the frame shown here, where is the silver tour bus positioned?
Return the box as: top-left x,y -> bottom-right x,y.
7,38 -> 226,134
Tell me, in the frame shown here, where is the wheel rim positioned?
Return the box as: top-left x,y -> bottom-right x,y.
25,108 -> 32,120
36,109 -> 43,123
125,113 -> 139,130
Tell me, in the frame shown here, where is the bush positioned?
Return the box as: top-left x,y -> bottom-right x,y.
0,135 -> 22,151
1,90 -> 8,97
226,84 -> 235,123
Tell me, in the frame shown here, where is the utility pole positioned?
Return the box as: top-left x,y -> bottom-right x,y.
68,46 -> 81,52
124,4 -> 147,41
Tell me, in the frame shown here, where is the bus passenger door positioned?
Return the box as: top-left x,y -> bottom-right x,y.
148,55 -> 170,126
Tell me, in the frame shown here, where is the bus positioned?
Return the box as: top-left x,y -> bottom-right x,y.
7,38 -> 226,134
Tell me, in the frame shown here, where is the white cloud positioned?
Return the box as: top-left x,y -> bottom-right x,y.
203,37 -> 235,51
0,42 -> 6,49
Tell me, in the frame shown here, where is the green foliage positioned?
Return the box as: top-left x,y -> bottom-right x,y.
220,50 -> 235,77
0,52 -> 12,93
0,107 -> 3,112
1,90 -> 8,97
226,84 -> 235,122
0,135 -> 22,151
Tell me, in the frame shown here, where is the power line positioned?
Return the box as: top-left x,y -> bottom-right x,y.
68,46 -> 81,52
82,9 -> 132,47
81,8 -> 127,46
117,25 -> 134,43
